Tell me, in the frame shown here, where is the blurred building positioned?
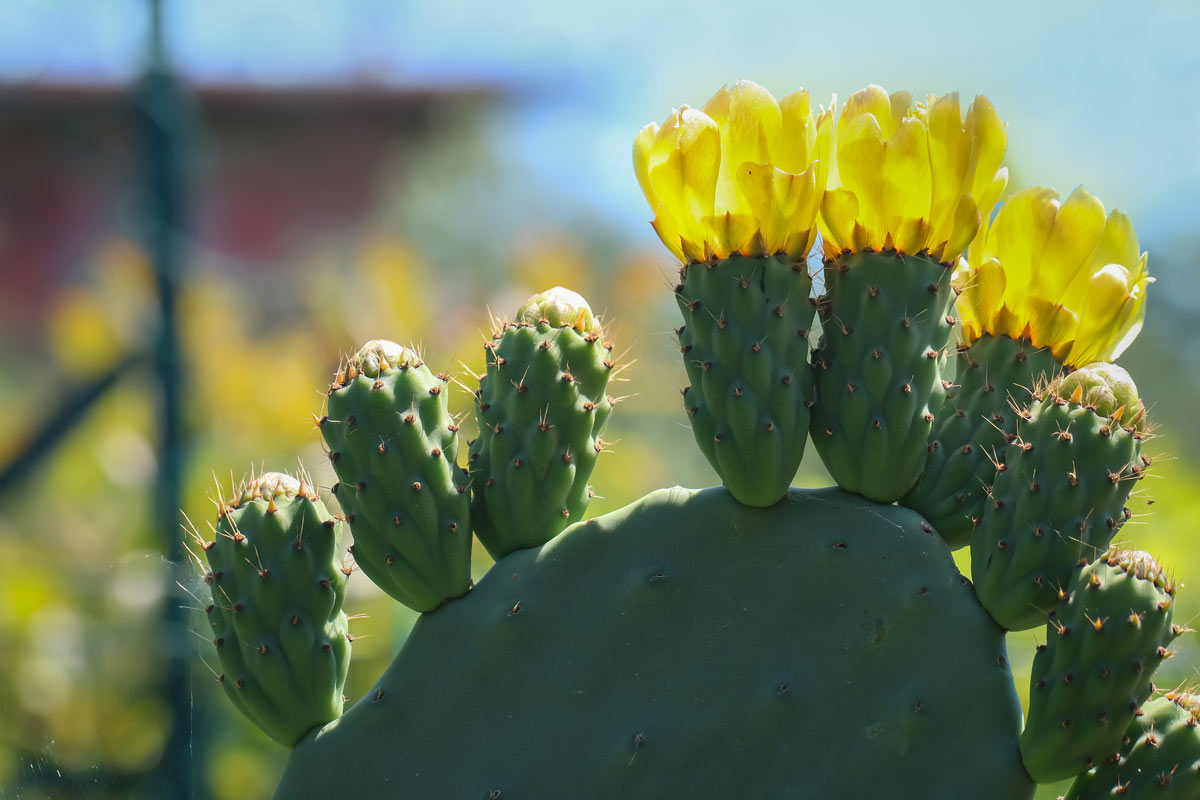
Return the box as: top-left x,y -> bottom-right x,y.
0,79 -> 496,333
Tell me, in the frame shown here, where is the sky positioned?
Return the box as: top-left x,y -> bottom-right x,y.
0,0 -> 1197,276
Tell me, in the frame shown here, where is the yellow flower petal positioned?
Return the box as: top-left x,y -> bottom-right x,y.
1027,298 -> 1080,357
703,80 -> 782,215
940,194 -> 980,263
988,186 -> 1059,306
737,162 -> 819,256
776,89 -> 813,174
836,112 -> 887,247
887,91 -> 914,137
784,227 -> 817,262
820,188 -> 859,257
1090,210 -> 1141,271
1043,186 -> 1107,302
810,101 -> 835,200
706,211 -> 762,258
978,167 -> 1009,229
926,92 -> 966,236
650,213 -> 686,262
1069,264 -> 1132,362
880,116 -> 932,236
964,95 -> 1007,215
633,122 -> 659,209
965,257 -> 1007,333
648,107 -> 721,258
1103,292 -> 1146,362
841,85 -> 893,133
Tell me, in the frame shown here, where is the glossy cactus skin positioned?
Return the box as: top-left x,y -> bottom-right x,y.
1020,550 -> 1179,783
810,250 -> 956,502
972,365 -> 1148,632
321,340 -> 471,613
468,288 -> 614,559
274,487 -> 1033,800
204,472 -> 350,747
901,335 -> 1062,549
1063,692 -> 1200,799
674,254 -> 816,507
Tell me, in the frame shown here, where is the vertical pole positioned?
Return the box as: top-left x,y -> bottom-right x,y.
138,0 -> 198,796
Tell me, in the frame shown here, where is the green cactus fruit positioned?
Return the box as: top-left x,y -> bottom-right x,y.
674,254 -> 816,507
320,339 -> 471,612
901,335 -> 1062,549
1064,691 -> 1200,799
1020,549 -> 1181,782
972,363 -> 1149,632
273,487 -> 1033,799
810,250 -> 957,502
204,471 -> 350,746
468,287 -> 615,559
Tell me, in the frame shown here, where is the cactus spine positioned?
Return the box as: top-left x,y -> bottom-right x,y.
675,254 -> 815,506
810,250 -> 956,502
1020,549 -> 1180,782
468,288 -> 614,559
321,340 -> 471,613
204,472 -> 350,746
900,335 -> 1062,548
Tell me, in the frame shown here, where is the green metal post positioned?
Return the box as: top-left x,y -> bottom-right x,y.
138,0 -> 201,796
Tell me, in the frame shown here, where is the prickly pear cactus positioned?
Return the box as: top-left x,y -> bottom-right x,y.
195,80 -> 1194,800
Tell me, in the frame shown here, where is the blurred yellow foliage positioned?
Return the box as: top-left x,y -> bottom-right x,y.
47,238 -> 156,376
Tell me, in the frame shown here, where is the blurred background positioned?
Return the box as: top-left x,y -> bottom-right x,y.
0,1 -> 1196,798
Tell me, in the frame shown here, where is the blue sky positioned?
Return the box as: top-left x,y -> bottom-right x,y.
2,1 -> 1197,276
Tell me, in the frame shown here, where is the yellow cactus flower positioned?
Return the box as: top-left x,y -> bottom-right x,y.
634,80 -> 834,263
955,185 -> 1151,367
820,85 -> 1008,264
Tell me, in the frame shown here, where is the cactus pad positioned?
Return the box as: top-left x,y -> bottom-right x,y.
901,335 -> 1062,548
810,250 -> 956,502
675,254 -> 815,507
1063,691 -> 1200,799
468,288 -> 614,559
204,472 -> 350,746
274,487 -> 1032,799
1020,549 -> 1180,782
972,364 -> 1148,631
321,339 -> 472,612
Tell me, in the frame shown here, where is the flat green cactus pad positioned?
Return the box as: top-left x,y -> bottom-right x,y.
275,487 -> 1033,799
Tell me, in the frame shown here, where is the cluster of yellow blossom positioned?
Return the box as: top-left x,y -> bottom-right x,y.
634,81 -> 1005,266
820,86 -> 1007,263
634,80 -> 832,262
635,81 -> 1150,363
955,186 -> 1150,366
